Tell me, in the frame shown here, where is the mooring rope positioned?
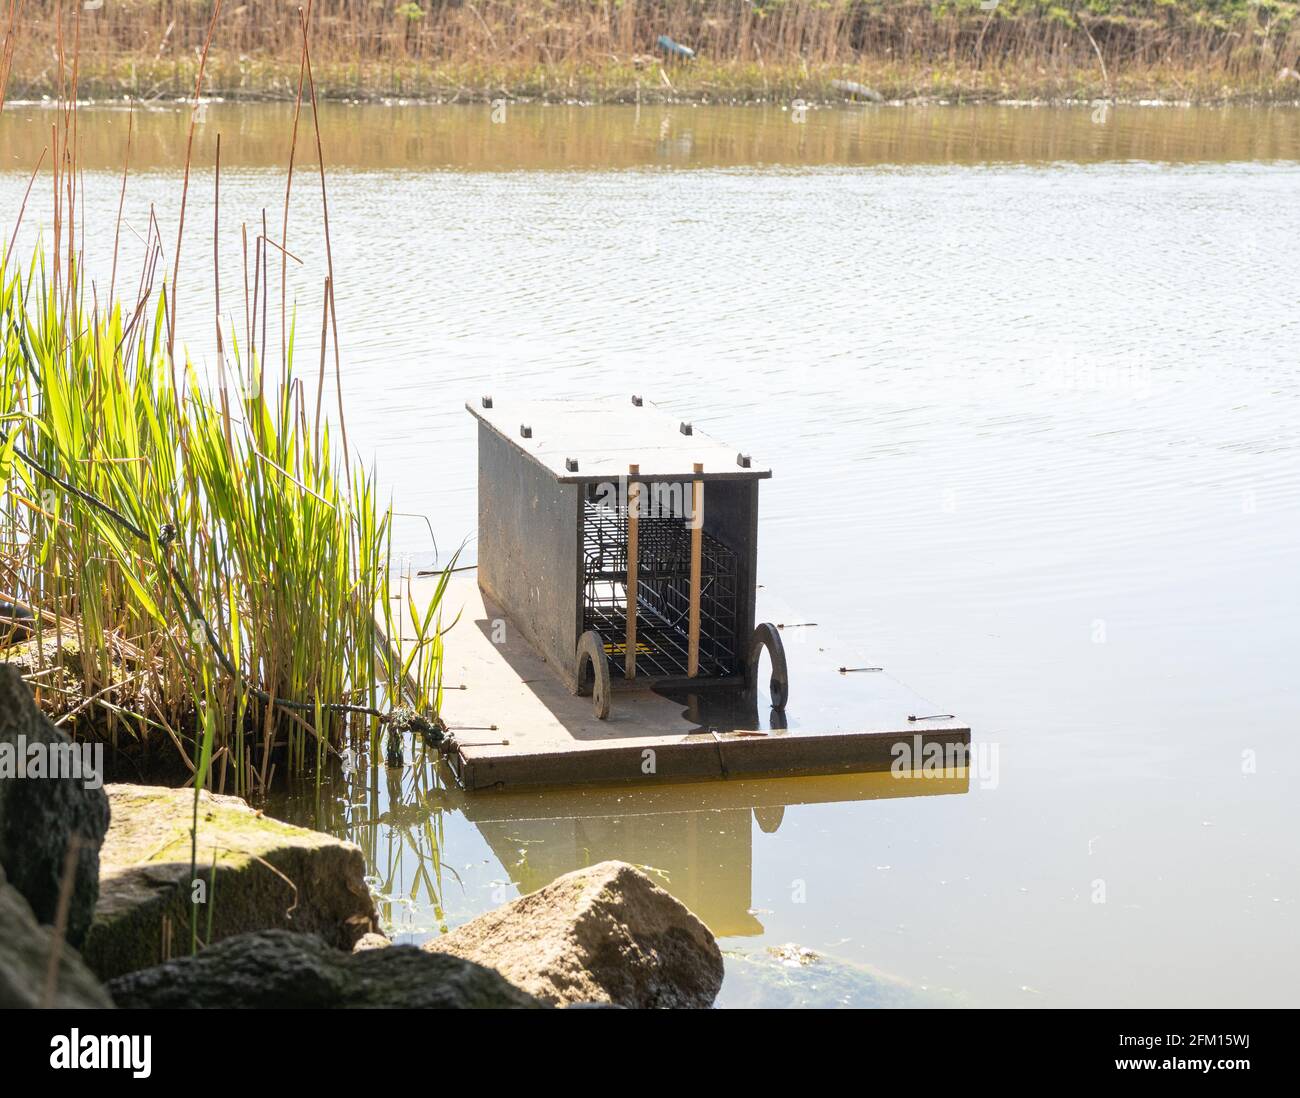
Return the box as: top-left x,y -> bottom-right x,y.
0,425 -> 451,751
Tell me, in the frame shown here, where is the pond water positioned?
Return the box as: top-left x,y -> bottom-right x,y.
2,101 -> 1298,1007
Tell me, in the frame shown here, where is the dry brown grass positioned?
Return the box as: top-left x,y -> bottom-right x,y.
5,1 -> 1300,103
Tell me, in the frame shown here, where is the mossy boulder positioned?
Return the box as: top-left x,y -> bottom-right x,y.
107,929 -> 544,1009
82,784 -> 376,981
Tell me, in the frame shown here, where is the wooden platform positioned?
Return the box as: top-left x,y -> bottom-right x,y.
389,572 -> 970,792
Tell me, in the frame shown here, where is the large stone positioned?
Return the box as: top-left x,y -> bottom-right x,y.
107,929 -> 544,1009
424,860 -> 724,1007
0,665 -> 110,949
82,784 -> 376,980
0,865 -> 113,1008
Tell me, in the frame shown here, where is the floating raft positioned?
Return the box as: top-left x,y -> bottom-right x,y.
391,572 -> 969,792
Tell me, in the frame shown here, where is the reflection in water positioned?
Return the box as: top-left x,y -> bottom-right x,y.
3,102 -> 1300,173
470,795 -> 765,938
271,752 -> 459,935
269,741 -> 967,954
463,768 -> 967,940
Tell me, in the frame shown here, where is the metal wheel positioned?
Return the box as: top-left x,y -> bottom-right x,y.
748,622 -> 789,710
575,629 -> 612,720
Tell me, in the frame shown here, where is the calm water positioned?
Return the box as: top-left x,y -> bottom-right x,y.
3,102 -> 1298,1007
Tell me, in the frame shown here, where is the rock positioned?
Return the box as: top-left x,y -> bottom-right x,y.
424,860 -> 723,1008
0,865 -> 113,1008
81,784 -> 377,981
352,931 -> 391,952
0,665 -> 110,949
107,929 -> 544,1009
0,600 -> 34,642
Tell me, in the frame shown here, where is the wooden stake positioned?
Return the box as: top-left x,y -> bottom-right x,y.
625,464 -> 639,680
687,463 -> 704,677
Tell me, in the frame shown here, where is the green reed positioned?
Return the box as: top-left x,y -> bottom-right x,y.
0,244 -> 446,797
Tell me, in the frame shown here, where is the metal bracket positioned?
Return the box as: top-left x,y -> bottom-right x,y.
748,622 -> 789,710
574,629 -> 612,720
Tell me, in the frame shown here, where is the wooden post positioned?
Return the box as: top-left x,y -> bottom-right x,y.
687,463 -> 704,677
625,464 -> 639,680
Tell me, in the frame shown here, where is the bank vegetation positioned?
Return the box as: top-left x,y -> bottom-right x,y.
5,0 -> 1300,104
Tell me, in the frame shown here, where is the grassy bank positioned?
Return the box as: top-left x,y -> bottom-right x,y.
5,0 -> 1300,105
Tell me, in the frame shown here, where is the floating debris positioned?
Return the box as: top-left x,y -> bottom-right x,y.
768,943 -> 820,968
723,945 -> 959,1008
831,79 -> 884,103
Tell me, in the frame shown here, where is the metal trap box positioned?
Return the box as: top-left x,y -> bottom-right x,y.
468,395 -> 787,717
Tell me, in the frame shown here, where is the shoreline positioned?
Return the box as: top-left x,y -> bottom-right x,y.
9,91 -> 1300,111
8,60 -> 1300,110
8,1 -> 1300,108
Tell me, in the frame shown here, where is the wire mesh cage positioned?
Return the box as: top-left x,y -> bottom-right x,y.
582,495 -> 739,679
